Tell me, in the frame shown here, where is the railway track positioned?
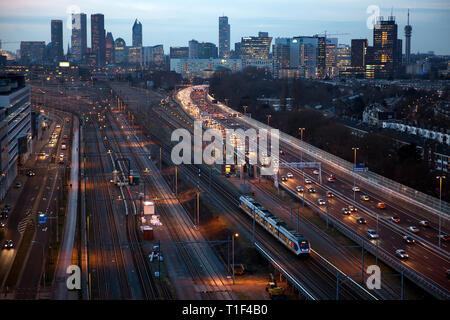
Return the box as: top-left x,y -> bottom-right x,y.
94,113 -> 162,300
86,122 -> 131,299
106,107 -> 235,300
139,99 -> 379,300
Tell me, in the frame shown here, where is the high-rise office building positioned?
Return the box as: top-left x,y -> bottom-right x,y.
50,20 -> 63,62
218,16 -> 230,58
397,39 -> 403,66
233,42 -> 242,58
351,39 -> 368,68
272,38 -> 291,78
404,9 -> 412,64
373,16 -> 399,77
336,44 -> 351,72
325,38 -> 338,78
114,38 -> 127,64
105,32 -> 115,65
132,19 -> 142,47
188,40 -> 199,59
91,13 -> 106,66
240,32 -> 272,60
141,45 -> 164,68
291,36 -> 319,78
71,13 -> 87,63
199,42 -> 218,59
170,47 -> 189,59
316,36 -> 326,78
20,41 -> 45,65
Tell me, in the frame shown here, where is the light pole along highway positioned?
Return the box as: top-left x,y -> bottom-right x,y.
436,175 -> 446,247
352,146 -> 359,201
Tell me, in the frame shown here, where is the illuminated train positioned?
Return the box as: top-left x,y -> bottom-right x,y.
239,196 -> 310,256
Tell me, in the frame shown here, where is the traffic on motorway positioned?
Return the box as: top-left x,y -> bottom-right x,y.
175,85 -> 450,297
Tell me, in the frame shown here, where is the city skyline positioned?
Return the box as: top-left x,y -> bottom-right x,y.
0,1 -> 449,55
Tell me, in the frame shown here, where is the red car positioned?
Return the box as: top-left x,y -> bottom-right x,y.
390,216 -> 400,223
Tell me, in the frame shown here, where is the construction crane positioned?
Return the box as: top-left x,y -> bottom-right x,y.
314,31 -> 351,38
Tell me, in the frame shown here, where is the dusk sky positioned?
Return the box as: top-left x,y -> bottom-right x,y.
1,0 -> 449,55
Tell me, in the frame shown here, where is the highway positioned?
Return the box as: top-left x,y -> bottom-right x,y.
0,107 -> 70,298
175,85 -> 450,299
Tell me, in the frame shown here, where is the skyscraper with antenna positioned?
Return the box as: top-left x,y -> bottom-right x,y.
404,9 -> 412,64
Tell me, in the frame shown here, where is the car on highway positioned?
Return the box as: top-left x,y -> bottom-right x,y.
3,240 -> 13,249
295,186 -> 304,193
281,176 -> 287,182
14,182 -> 22,188
327,177 -> 335,182
377,202 -> 386,209
307,187 -> 316,193
356,217 -> 366,224
304,178 -> 312,185
56,124 -> 61,129
328,174 -> 336,180
326,191 -> 334,198
313,170 -> 319,175
317,199 -> 326,205
390,216 -> 401,223
360,195 -> 370,201
279,150 -> 285,155
352,186 -> 361,192
403,235 -> 415,244
0,222 -> 5,228
38,152 -> 48,159
395,249 -> 409,259
0,210 -> 7,219
286,172 -> 293,179
408,226 -> 419,233
63,135 -> 69,139
26,169 -> 35,177
4,204 -> 11,210
439,234 -> 449,242
348,205 -> 358,212
342,207 -> 351,215
61,143 -> 67,150
225,172 -> 230,178
419,220 -> 430,227
367,229 -> 379,239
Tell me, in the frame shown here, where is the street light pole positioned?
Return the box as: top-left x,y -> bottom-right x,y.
232,233 -> 239,285
299,128 -> 305,164
352,147 -> 359,201
436,175 -> 446,247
